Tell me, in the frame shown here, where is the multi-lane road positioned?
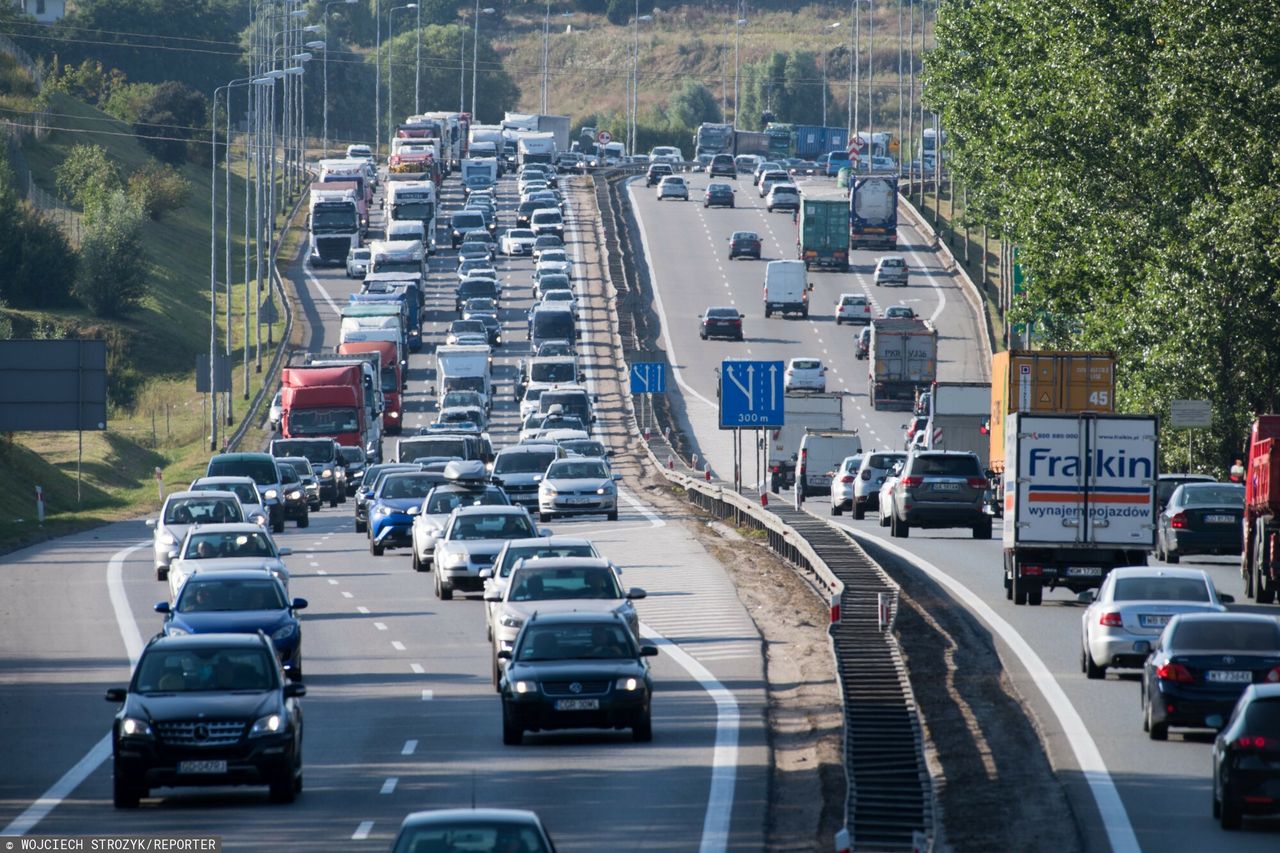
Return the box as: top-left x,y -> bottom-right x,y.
0,169 -> 773,849
628,169 -> 1280,850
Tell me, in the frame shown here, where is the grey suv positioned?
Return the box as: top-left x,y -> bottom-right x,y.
853,451 -> 907,520
887,450 -> 991,539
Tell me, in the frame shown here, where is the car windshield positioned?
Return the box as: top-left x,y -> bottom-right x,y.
910,456 -> 981,476
424,488 -> 505,514
193,482 -> 260,504
379,474 -> 438,499
339,447 -> 365,465
499,544 -> 596,577
1179,485 -> 1243,506
286,407 -> 360,436
164,497 -> 242,525
273,439 -> 335,464
177,578 -> 287,613
450,321 -> 486,335
443,391 -> 485,409
539,250 -> 567,263
282,459 -> 314,478
208,457 -> 279,486
391,823 -> 551,853
184,531 -> 275,559
548,461 -> 609,480
494,451 -> 556,475
516,623 -> 635,661
135,646 -> 277,693
449,513 -> 536,541
529,362 -> 576,384
1112,577 -> 1210,603
465,298 -> 497,312
534,237 -> 563,249
509,567 -> 622,601
1171,620 -> 1280,651
507,229 -> 535,240
561,440 -> 606,458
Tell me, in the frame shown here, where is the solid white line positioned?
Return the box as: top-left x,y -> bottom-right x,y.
304,263 -> 343,316
380,777 -> 398,795
836,525 -> 1140,853
402,739 -> 418,756
2,541 -> 148,837
901,242 -> 947,324
640,622 -> 738,853
352,821 -> 374,840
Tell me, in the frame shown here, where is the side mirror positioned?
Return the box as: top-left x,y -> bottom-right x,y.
292,598 -> 309,610
640,645 -> 659,657
612,472 -> 622,481
153,601 -> 171,614
1219,593 -> 1235,604
167,549 -> 179,561
479,568 -> 494,580
490,477 -> 504,487
627,587 -> 647,600
283,682 -> 307,697
146,518 -> 157,529
1075,590 -> 1096,604
538,527 -> 553,537
483,589 -> 502,602
497,649 -> 512,661
278,547 -> 293,557
105,687 -> 127,703
808,283 -> 815,292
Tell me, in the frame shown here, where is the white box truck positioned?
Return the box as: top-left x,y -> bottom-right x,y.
766,392 -> 843,492
435,344 -> 493,409
795,428 -> 862,500
869,318 -> 937,410
1002,413 -> 1158,606
924,381 -> 992,467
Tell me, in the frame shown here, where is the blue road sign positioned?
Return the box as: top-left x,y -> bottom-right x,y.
719,359 -> 785,429
629,362 -> 666,394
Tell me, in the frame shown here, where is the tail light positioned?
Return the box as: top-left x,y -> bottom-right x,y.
900,476 -> 923,487
1266,665 -> 1280,683
840,475 -> 855,484
1169,513 -> 1188,529
1237,736 -> 1277,750
1022,565 -> 1043,576
1099,612 -> 1123,627
967,477 -> 989,488
1156,662 -> 1195,684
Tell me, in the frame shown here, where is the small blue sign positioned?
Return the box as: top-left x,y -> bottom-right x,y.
719,359 -> 785,429
629,362 -> 666,394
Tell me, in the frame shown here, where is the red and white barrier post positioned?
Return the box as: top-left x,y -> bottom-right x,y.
155,466 -> 164,500
830,590 -> 842,625
878,592 -> 891,631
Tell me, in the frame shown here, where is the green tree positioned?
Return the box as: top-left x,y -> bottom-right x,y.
76,191 -> 149,318
380,24 -> 519,125
668,81 -> 722,133
127,162 -> 191,220
0,145 -> 78,308
54,144 -> 122,210
133,81 -> 207,165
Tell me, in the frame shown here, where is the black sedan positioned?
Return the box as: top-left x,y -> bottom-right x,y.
1142,613 -> 1280,741
728,231 -> 762,260
498,612 -> 656,745
703,182 -> 735,208
699,306 -> 745,341
1156,482 -> 1243,563
1213,683 -> 1280,829
106,633 -> 304,808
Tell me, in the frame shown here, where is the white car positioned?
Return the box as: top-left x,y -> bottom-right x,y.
534,249 -> 573,280
410,463 -> 509,573
873,255 -> 910,286
783,357 -> 827,392
147,491 -> 245,580
432,505 -> 547,601
757,170 -> 789,196
649,146 -> 684,166
346,247 -> 371,278
540,289 -> 578,318
765,183 -> 800,212
481,536 -> 603,645
165,522 -> 292,601
877,463 -> 904,527
189,476 -> 269,528
1079,567 -> 1231,679
656,175 -> 689,201
835,292 -> 873,325
538,457 -> 621,522
500,228 -> 538,256
269,390 -> 283,431
827,454 -> 863,516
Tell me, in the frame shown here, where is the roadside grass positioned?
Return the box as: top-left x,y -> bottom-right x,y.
1,92 -> 285,553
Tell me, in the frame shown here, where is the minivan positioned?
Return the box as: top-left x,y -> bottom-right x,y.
795,430 -> 863,499
529,305 -> 576,351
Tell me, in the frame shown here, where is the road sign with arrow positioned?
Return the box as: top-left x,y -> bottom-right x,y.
719,359 -> 785,429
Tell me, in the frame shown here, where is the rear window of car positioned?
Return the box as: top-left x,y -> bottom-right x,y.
1243,699 -> 1280,730
909,455 -> 981,477
451,212 -> 484,228
880,257 -> 906,268
792,359 -> 821,370
208,456 -> 278,485
707,307 -> 739,318
867,453 -> 906,470
1113,577 -> 1210,603
1171,620 -> 1280,651
731,232 -> 759,241
841,295 -> 867,306
1179,485 -> 1243,506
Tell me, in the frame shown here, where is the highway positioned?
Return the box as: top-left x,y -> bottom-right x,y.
628,170 -> 1280,850
0,169 -> 769,849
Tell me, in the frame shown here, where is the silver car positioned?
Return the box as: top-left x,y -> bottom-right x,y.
486,557 -> 644,688
852,451 -> 908,520
188,476 -> 269,528
432,506 -> 547,601
165,522 -> 292,601
538,457 -> 621,522
873,255 -> 909,286
148,491 -> 245,580
828,455 -> 863,516
480,536 -> 602,644
1079,566 -> 1230,679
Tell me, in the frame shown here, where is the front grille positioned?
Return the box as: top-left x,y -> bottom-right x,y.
156,720 -> 245,746
542,680 -> 610,696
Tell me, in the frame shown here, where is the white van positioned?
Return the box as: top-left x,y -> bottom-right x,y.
796,429 -> 863,499
600,141 -> 626,166
386,220 -> 425,252
763,260 -> 813,318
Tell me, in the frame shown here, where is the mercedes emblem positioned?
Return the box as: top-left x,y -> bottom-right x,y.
569,682 -> 582,694
193,724 -> 210,741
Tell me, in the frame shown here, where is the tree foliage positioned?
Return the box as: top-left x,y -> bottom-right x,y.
925,0 -> 1280,467
0,145 -> 77,309
127,162 -> 191,220
55,143 -> 122,209
738,50 -> 829,130
380,24 -> 519,125
668,80 -> 722,131
133,81 -> 207,165
76,191 -> 149,318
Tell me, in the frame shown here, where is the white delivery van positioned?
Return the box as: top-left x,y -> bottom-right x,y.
795,429 -> 862,499
436,344 -> 493,408
763,260 -> 812,318
386,220 -> 426,252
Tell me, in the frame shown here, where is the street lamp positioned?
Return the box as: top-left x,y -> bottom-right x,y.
321,0 -> 359,157
292,52 -> 314,188
388,4 -> 417,146
471,4 -> 496,119
732,7 -> 746,128
540,4 -> 572,114
630,10 -> 651,156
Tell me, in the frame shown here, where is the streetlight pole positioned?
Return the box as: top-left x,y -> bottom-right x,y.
469,5 -> 494,119
375,0 -> 380,157
414,0 -> 421,114
733,2 -> 742,128
541,1 -> 550,114
388,4 -> 417,147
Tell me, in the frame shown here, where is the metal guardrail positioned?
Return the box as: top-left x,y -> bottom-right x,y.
589,167 -> 936,850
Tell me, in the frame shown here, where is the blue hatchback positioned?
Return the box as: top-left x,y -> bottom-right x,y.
156,570 -> 307,679
369,470 -> 440,556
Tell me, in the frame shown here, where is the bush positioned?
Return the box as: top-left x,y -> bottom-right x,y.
127,162 -> 191,220
76,191 -> 148,318
101,81 -> 158,125
0,143 -> 77,308
133,82 -> 207,165
54,143 -> 121,209
44,59 -> 127,106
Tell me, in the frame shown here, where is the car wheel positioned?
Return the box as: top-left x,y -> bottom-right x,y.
156,566 -> 168,582
1220,794 -> 1242,830
355,519 -> 366,534
272,517 -> 285,534
297,512 -> 309,529
502,705 -> 523,745
539,512 -> 552,523
973,518 -> 992,540
700,331 -> 707,340
1164,544 -> 1180,564
632,712 -> 653,743
338,491 -> 347,504
607,510 -> 618,521
112,771 -> 143,809
329,496 -> 338,508
436,573 -> 453,601
412,550 -> 423,572
853,503 -> 865,521
831,502 -> 841,516
370,538 -> 383,557
268,768 -> 297,804
1084,645 -> 1106,680
890,513 -> 909,538
878,510 -> 889,528
1012,568 -> 1027,606
1146,700 -> 1168,741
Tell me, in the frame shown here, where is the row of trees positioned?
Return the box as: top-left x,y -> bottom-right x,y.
925,0 -> 1280,466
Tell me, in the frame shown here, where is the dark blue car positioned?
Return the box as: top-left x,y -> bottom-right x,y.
369,470 -> 439,556
156,571 -> 307,679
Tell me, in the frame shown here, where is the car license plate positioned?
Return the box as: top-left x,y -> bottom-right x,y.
565,496 -> 594,505
1066,566 -> 1103,577
1138,614 -> 1170,628
1205,514 -> 1234,524
1206,670 -> 1253,684
178,760 -> 227,774
933,482 -> 960,491
554,699 -> 599,711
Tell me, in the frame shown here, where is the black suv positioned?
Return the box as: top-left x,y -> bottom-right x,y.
106,632 -> 305,808
645,162 -> 673,186
498,612 -> 657,745
206,452 -> 287,532
276,460 -> 310,527
270,438 -> 346,507
886,450 -> 991,539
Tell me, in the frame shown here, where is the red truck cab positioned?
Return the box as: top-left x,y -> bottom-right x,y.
1243,415 -> 1280,604
281,365 -> 367,449
339,341 -> 402,435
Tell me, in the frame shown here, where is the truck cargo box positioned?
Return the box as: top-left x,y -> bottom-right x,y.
869,318 -> 937,410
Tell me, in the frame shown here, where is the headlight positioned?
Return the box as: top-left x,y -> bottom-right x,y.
443,551 -> 469,566
249,713 -> 283,738
616,677 -> 641,692
542,484 -> 558,496
272,623 -> 298,641
120,717 -> 154,738
159,533 -> 176,546
596,486 -> 613,495
388,411 -> 400,419
500,613 -> 524,629
252,513 -> 268,527
375,505 -> 392,517
321,468 -> 332,478
288,490 -> 302,500
166,626 -> 189,637
407,506 -> 420,515
513,680 -> 536,695
264,489 -> 279,500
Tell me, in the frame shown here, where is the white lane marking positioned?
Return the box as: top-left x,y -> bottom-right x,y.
836,526 -> 1140,853
901,245 -> 947,324
618,487 -> 665,528
391,640 -> 406,651
304,264 -> 342,316
352,821 -> 374,840
626,180 -> 717,411
317,569 -> 327,575
411,663 -> 425,674
327,578 -> 339,586
402,739 -> 418,756
380,777 -> 398,795
374,622 -> 388,631
2,541 -> 148,837
342,591 -> 354,599
640,623 -> 738,853
357,605 -> 370,614
421,689 -> 434,701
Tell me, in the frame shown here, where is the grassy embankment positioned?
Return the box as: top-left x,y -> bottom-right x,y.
0,91 -> 288,552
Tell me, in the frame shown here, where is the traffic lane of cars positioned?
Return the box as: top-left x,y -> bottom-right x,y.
823,512 -> 1280,848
